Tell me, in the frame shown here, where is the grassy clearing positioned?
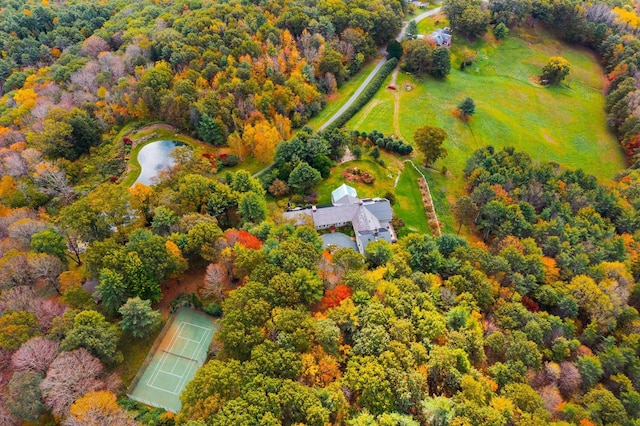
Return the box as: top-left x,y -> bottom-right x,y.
117,324 -> 163,387
346,24 -> 626,233
306,60 -> 381,131
348,77 -> 396,133
416,11 -> 448,35
315,155 -> 401,205
394,163 -> 431,237
314,151 -> 430,234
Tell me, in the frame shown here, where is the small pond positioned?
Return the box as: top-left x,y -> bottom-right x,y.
134,140 -> 183,186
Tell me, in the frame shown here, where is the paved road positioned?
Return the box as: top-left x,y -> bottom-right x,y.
253,8 -> 443,177
318,7 -> 442,132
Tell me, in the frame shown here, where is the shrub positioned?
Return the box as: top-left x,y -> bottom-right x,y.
220,154 -> 239,167
325,58 -> 398,132
494,23 -> 509,39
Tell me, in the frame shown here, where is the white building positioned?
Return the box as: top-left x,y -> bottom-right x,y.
283,184 -> 397,254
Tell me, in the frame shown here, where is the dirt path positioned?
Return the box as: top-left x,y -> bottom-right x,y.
339,146 -> 356,164
318,7 -> 442,132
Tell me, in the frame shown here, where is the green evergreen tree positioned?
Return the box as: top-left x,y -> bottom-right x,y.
119,297 -> 162,339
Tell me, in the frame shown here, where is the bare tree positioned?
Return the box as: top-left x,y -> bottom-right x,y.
0,395 -> 18,426
538,385 -> 563,416
32,299 -> 65,332
33,163 -> 76,205
7,218 -> 48,247
1,152 -> 28,178
201,263 -> 229,301
29,254 -> 64,294
41,349 -> 106,416
0,252 -> 33,289
558,361 -> 581,398
0,286 -> 36,314
0,239 -> 22,258
0,208 -> 38,239
12,337 -> 59,374
70,62 -> 100,94
97,52 -> 125,82
81,36 -> 110,58
20,148 -> 43,172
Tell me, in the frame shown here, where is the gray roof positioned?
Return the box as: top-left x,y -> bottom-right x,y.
356,228 -> 393,252
283,198 -> 393,229
429,29 -> 452,46
332,184 -> 358,205
312,204 -> 359,227
321,232 -> 359,251
352,206 -> 381,233
362,199 -> 393,222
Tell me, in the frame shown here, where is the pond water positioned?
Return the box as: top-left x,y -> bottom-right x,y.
134,140 -> 181,186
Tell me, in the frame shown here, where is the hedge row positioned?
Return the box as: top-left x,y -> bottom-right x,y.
324,57 -> 399,132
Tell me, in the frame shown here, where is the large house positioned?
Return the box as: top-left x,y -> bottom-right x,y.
283,184 -> 397,254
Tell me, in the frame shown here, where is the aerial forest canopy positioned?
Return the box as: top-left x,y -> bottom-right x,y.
2,0 -> 640,425
0,0 -> 403,169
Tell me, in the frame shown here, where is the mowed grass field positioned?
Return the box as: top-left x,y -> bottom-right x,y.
394,162 -> 431,236
346,22 -> 626,233
306,60 -> 381,131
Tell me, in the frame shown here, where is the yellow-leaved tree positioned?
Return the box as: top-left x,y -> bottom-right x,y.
69,390 -> 139,425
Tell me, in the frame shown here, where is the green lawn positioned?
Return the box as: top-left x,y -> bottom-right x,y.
348,79 -> 396,134
394,163 -> 431,237
346,25 -> 626,234
416,11 -> 448,35
306,60 -> 381,131
118,323 -> 163,386
315,156 -> 400,205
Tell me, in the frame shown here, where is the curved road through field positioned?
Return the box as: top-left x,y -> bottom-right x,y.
253,7 -> 442,177
318,7 -> 442,132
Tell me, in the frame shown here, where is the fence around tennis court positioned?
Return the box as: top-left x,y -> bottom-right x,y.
126,307 -> 218,412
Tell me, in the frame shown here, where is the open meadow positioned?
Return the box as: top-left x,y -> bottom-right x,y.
345,20 -> 626,233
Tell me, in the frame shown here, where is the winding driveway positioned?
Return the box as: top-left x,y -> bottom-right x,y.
253,7 -> 442,177
318,7 -> 442,132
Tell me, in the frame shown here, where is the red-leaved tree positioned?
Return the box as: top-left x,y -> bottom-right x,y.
224,229 -> 262,250
319,284 -> 352,311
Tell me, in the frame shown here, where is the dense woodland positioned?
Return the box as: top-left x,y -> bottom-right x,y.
1,0 -> 640,425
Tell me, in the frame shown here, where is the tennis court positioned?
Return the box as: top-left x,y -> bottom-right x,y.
127,308 -> 218,413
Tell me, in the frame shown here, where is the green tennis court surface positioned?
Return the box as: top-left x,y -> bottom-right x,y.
127,308 -> 218,413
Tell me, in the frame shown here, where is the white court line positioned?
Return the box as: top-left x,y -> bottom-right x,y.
176,336 -> 200,344
146,322 -> 186,389
167,322 -> 212,392
174,325 -> 212,392
181,321 -> 210,331
146,319 -> 215,395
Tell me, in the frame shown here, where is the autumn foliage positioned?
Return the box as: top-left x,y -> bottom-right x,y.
319,284 -> 352,311
223,229 -> 262,250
